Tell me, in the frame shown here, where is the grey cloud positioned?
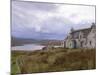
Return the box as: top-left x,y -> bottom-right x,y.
12,1 -> 58,12
12,1 -> 95,40
40,17 -> 74,34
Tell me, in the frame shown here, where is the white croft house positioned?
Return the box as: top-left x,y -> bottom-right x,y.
63,23 -> 96,49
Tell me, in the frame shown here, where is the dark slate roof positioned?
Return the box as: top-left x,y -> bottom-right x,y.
70,27 -> 91,38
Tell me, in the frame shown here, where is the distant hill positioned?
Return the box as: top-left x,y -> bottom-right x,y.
11,37 -> 62,46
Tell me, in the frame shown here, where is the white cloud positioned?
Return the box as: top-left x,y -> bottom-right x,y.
56,4 -> 95,24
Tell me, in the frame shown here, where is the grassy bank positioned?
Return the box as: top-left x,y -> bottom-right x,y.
11,48 -> 96,74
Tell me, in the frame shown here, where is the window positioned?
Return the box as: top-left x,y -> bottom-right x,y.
90,41 -> 92,45
70,43 -> 71,46
81,41 -> 83,47
85,41 -> 87,44
80,35 -> 81,38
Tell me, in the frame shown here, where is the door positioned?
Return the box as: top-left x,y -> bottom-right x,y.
72,40 -> 77,48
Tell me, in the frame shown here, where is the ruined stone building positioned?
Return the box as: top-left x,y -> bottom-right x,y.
63,23 -> 96,49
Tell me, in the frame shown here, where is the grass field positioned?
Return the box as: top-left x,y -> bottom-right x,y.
11,48 -> 96,75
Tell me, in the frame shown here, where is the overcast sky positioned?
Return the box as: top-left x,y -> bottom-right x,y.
12,0 -> 95,40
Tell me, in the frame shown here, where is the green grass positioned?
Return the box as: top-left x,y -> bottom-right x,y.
11,48 -> 96,74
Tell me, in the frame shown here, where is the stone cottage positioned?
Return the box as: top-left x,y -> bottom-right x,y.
63,23 -> 96,49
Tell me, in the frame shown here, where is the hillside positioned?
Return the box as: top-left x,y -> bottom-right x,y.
11,37 -> 62,46
11,48 -> 96,74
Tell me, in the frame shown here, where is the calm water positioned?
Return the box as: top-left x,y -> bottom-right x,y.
11,44 -> 45,51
